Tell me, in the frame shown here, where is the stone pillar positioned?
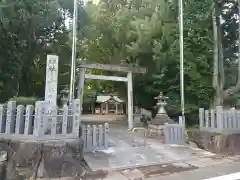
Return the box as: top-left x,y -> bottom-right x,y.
122,104 -> 124,114
127,71 -> 133,129
35,101 -> 45,140
73,99 -> 81,137
116,103 -> 118,115
15,105 -> 25,134
100,104 -> 103,114
5,101 -> 16,134
24,105 -> 34,135
106,103 -> 108,115
0,104 -> 5,133
91,102 -> 94,114
62,104 -> 68,135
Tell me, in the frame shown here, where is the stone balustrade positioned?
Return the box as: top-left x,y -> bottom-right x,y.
0,99 -> 81,141
199,106 -> 240,133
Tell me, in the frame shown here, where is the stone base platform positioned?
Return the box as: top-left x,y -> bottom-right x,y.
0,137 -> 85,180
188,129 -> 240,154
148,124 -> 164,136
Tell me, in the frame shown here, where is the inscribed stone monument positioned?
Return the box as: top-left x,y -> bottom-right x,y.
44,55 -> 59,105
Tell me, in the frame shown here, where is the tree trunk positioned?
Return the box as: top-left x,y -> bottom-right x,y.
212,0 -> 240,107
213,89 -> 224,107
212,3 -> 219,91
212,2 -> 224,106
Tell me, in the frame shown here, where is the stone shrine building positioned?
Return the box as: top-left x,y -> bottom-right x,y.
94,95 -> 125,115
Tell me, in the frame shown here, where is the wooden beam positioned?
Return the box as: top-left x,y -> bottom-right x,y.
85,74 -> 128,82
78,63 -> 146,74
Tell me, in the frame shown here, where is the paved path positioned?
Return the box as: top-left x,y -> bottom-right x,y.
84,125 -> 215,171
83,155 -> 240,180
147,160 -> 240,180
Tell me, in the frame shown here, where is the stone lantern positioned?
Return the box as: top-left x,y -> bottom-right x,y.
148,92 -> 170,135
151,92 -> 170,125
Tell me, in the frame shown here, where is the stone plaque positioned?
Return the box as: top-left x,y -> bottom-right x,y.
44,55 -> 59,105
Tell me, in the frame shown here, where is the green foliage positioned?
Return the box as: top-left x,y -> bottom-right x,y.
9,96 -> 38,105
79,0 -> 216,124
0,0 -> 239,126
0,0 -> 88,103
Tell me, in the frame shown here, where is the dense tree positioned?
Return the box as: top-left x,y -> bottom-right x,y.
79,0 -> 215,122
1,0 -> 240,124
0,0 -> 87,102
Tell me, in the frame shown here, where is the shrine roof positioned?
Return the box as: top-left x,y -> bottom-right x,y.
96,95 -> 124,103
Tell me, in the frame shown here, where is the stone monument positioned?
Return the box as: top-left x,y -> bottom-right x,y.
148,92 -> 170,135
44,54 -> 59,134
44,54 -> 59,105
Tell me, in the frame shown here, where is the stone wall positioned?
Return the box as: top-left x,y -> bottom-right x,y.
188,129 -> 240,154
0,137 -> 84,180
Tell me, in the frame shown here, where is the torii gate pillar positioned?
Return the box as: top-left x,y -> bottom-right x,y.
127,71 -> 133,129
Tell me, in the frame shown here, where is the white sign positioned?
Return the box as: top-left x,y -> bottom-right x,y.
44,55 -> 59,105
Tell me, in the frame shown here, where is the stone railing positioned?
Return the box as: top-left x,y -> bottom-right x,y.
164,117 -> 185,145
199,106 -> 240,133
82,123 -> 109,152
0,99 -> 81,141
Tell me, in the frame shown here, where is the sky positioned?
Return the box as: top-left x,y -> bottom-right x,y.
83,0 -> 100,5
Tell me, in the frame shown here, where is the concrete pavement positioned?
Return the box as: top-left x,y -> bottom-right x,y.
146,160 -> 240,180
83,155 -> 240,180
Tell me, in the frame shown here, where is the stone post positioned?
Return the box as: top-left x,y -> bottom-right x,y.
104,123 -> 109,149
73,99 -> 81,137
116,103 -> 118,115
199,108 -> 204,128
62,104 -> 68,135
15,105 -> 25,134
34,101 -> 43,136
5,101 -> 16,134
24,105 -> 34,135
34,101 -> 45,140
0,104 -> 5,133
106,103 -> 108,115
210,109 -> 215,128
100,104 -> 103,114
205,110 -> 209,128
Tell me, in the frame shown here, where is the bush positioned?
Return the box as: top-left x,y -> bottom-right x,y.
9,96 -> 38,105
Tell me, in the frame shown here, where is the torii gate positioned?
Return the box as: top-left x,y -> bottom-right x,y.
77,63 -> 146,130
